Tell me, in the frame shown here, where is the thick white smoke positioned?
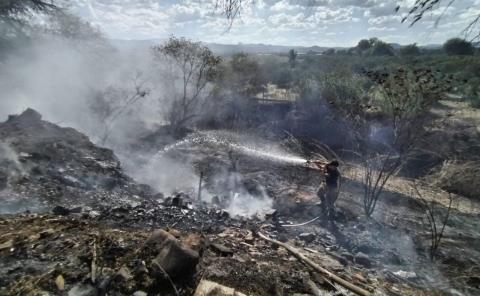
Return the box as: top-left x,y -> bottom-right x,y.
125,152 -> 200,196
0,30 -> 281,218
0,37 -> 164,144
0,35 -> 197,200
0,141 -> 25,177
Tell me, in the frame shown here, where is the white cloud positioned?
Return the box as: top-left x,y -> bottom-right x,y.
368,26 -> 397,32
364,2 -> 397,18
368,15 -> 402,26
270,0 -> 299,12
68,0 -> 480,46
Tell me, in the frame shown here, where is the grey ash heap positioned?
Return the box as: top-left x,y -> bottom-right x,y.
0,108 -> 154,214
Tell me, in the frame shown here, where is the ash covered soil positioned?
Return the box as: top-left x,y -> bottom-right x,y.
0,109 -> 155,214
1,109 -> 480,296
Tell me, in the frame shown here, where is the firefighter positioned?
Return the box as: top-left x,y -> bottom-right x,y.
311,160 -> 341,220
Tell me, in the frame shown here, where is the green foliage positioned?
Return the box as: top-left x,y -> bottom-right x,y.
288,49 -> 297,68
317,73 -> 369,117
443,38 -> 475,56
371,40 -> 395,56
260,55 -> 295,88
400,43 -> 420,56
154,36 -> 221,83
355,38 -> 394,56
286,52 -> 480,108
46,12 -> 103,41
323,48 -> 335,55
219,52 -> 266,97
367,68 -> 451,127
357,39 -> 371,52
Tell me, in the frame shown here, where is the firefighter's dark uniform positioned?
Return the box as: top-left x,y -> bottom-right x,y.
317,166 -> 340,220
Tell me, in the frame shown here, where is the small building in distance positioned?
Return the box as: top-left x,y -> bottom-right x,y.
254,83 -> 299,104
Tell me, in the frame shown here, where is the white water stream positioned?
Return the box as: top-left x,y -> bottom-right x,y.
153,130 -> 307,165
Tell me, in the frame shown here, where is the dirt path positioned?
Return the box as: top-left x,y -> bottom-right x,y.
340,99 -> 480,215
433,99 -> 480,134
343,165 -> 480,215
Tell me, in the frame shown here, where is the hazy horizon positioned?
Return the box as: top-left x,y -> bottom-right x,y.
109,37 -> 446,48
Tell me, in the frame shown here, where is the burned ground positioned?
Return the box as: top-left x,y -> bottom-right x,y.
0,109 -> 479,296
0,109 -> 154,214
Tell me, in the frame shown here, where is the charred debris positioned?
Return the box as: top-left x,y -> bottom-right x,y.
0,109 -> 479,296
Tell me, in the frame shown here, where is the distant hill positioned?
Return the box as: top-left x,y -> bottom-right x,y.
388,43 -> 402,50
110,39 -> 345,55
110,39 -> 163,51
388,43 -> 443,50
421,43 -> 443,49
205,43 -> 338,55
110,39 -> 446,55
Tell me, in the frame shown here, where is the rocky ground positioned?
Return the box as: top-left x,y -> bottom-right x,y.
1,109 -> 479,296
2,194 -> 478,296
0,203 -> 442,296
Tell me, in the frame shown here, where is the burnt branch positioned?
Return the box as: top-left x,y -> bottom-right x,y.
411,180 -> 454,260
215,0 -> 248,28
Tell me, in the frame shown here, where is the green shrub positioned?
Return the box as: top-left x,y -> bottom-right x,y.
443,38 -> 475,56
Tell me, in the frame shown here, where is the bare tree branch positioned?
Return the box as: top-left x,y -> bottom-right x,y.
411,180 -> 454,260
399,0 -> 480,41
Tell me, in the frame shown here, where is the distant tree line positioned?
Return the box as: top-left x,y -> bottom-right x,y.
321,37 -> 477,57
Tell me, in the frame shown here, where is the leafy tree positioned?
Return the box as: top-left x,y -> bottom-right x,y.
371,40 -> 395,56
205,52 -> 266,129
323,48 -> 335,55
400,43 -> 421,56
355,38 -> 394,56
288,49 -> 297,68
226,52 -> 265,96
152,37 -> 221,130
443,38 -> 475,55
317,73 -> 368,115
357,39 -> 372,52
46,11 -> 103,41
0,1 -> 106,56
261,55 -> 294,88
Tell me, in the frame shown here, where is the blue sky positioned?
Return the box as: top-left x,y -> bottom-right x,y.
69,0 -> 480,46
